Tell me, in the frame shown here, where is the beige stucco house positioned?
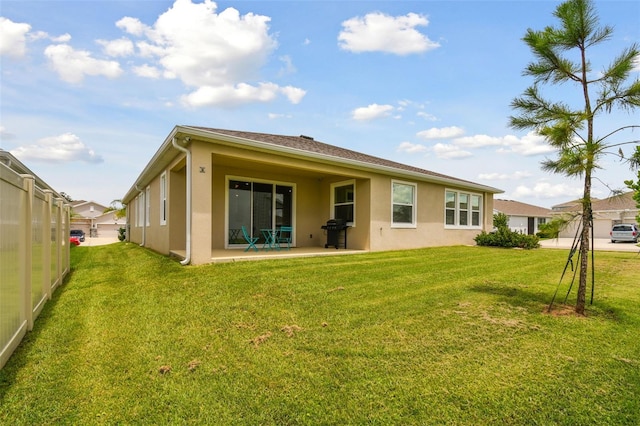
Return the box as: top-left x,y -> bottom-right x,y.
70,200 -> 126,239
122,126 -> 503,265
552,191 -> 639,238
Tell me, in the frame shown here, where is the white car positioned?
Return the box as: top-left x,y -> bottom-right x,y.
610,224 -> 639,243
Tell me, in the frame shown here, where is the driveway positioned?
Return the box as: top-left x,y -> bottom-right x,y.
540,238 -> 640,253
80,237 -> 120,246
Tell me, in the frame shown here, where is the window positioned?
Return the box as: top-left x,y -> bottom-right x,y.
145,186 -> 151,227
445,191 -> 456,225
136,193 -> 144,227
471,195 -> 481,226
227,178 -> 294,246
445,189 -> 483,228
537,217 -> 546,226
160,172 -> 167,225
331,181 -> 355,225
392,180 -> 416,227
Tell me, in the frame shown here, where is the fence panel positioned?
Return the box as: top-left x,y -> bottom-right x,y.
0,162 -> 70,369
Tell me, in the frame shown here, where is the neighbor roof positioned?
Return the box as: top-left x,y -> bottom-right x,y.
493,199 -> 552,217
552,192 -> 637,212
592,192 -> 637,211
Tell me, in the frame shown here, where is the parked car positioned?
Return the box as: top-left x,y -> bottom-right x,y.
70,229 -> 85,242
610,224 -> 639,243
69,236 -> 81,246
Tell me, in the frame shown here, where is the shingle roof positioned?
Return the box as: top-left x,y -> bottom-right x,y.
551,192 -> 637,212
493,199 -> 552,217
592,192 -> 637,211
187,126 -> 501,192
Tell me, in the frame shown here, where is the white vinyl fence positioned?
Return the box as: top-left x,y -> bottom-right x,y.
1,160 -> 70,369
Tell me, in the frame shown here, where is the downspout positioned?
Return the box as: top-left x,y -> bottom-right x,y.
135,184 -> 146,247
172,136 -> 191,265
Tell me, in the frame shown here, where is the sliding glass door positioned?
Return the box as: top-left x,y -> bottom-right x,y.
228,179 -> 293,246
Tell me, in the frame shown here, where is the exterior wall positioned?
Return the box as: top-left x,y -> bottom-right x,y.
94,211 -> 126,238
558,210 -> 638,238
125,134 -> 497,264
169,161 -> 187,252
506,215 -> 547,235
368,178 -> 490,251
127,155 -> 187,255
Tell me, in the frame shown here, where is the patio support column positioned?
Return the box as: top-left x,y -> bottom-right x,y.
189,141 -> 213,264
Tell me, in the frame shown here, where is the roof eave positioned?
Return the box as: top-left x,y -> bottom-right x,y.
122,126 -> 184,203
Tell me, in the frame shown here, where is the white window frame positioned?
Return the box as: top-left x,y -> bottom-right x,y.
224,175 -> 297,248
444,189 -> 483,229
160,172 -> 167,226
391,180 -> 417,228
330,180 -> 355,227
145,186 -> 151,227
136,193 -> 144,227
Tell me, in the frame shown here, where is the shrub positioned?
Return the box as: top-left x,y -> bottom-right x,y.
475,213 -> 540,249
536,216 -> 570,239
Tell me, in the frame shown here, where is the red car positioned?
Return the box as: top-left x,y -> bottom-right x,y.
69,236 -> 81,246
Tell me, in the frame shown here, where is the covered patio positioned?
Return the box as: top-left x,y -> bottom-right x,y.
170,247 -> 367,264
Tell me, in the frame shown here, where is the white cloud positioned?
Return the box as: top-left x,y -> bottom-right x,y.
338,12 -> 440,55
10,133 -> 103,163
116,16 -> 147,37
416,111 -> 438,121
451,131 -> 553,155
397,141 -> 428,154
432,143 -> 472,159
280,86 -> 306,104
133,64 -> 162,79
427,130 -> 554,157
268,113 -> 292,119
632,56 -> 640,72
511,181 -> 583,200
0,17 -> 31,57
417,126 -> 464,139
51,33 -> 72,43
278,55 -> 296,75
97,37 -> 134,57
453,134 -> 502,148
352,103 -> 394,121
478,171 -> 532,180
117,0 -> 304,107
44,44 -> 123,83
181,82 -> 280,107
497,132 -> 555,156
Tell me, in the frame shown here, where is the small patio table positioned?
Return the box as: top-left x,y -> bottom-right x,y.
260,229 -> 280,251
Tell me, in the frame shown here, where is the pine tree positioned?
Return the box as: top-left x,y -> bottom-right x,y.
510,0 -> 640,314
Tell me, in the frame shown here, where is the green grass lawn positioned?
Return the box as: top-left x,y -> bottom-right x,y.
1,244 -> 639,425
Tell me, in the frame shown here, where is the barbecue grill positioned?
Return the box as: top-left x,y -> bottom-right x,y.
321,218 -> 349,249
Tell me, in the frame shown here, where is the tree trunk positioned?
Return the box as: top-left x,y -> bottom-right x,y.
576,173 -> 592,315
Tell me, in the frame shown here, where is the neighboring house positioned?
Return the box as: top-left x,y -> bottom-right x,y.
70,200 -> 126,238
552,191 -> 638,238
122,126 -> 503,265
493,199 -> 552,235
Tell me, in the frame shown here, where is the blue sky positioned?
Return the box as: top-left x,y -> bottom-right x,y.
1,0 -> 638,208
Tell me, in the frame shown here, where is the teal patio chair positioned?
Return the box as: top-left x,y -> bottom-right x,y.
277,226 -> 293,250
241,225 -> 259,252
